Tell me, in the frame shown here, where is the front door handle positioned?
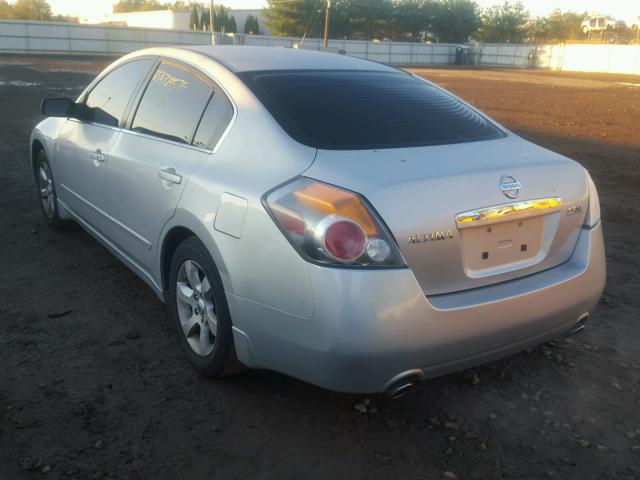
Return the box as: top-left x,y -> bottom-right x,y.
158,168 -> 182,185
90,149 -> 106,162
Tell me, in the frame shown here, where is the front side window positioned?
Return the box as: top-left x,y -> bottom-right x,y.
131,61 -> 212,145
85,59 -> 153,127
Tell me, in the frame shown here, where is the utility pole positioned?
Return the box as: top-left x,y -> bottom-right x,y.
323,0 -> 331,49
210,0 -> 215,45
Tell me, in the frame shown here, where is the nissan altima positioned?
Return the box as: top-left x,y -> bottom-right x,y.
31,46 -> 605,396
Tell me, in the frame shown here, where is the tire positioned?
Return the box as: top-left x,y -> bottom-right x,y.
34,150 -> 70,230
169,237 -> 237,377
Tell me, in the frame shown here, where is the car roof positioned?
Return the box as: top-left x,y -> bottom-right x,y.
180,45 -> 397,73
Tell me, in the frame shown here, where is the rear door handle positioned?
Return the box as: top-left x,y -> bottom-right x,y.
158,168 -> 182,185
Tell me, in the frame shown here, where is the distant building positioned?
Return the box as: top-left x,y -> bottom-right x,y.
229,9 -> 270,36
79,10 -> 191,30
79,8 -> 270,35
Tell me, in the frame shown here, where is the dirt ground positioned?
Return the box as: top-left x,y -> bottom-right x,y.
1,56 -> 639,480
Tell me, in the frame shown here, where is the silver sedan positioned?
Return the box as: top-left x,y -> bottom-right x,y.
31,46 -> 605,396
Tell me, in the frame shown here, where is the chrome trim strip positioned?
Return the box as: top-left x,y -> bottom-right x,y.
118,128 -> 213,154
455,197 -> 562,229
60,183 -> 110,218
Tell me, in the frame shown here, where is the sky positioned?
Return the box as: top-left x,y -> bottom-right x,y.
46,0 -> 640,23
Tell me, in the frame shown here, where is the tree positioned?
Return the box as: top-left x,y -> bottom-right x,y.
213,4 -> 230,32
431,0 -> 479,42
526,9 -> 586,42
11,0 -> 52,20
391,0 -> 432,41
349,0 -> 394,40
113,0 -> 163,13
189,4 -> 200,30
245,13 -> 259,34
263,0 -> 470,42
477,1 -> 528,43
201,9 -> 210,30
264,1 -> 317,37
0,0 -> 13,19
228,15 -> 237,33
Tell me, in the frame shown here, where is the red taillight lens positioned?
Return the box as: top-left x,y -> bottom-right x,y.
264,177 -> 405,267
323,219 -> 366,261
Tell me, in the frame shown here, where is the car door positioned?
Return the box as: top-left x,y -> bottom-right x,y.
55,58 -> 155,235
106,59 -> 234,272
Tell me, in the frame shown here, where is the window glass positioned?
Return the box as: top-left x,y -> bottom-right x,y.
85,59 -> 153,127
239,70 -> 505,150
192,87 -> 234,149
131,62 -> 212,145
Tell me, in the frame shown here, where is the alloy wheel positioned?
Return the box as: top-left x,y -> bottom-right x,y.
175,260 -> 217,356
38,161 -> 55,218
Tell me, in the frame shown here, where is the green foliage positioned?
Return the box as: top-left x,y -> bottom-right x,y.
8,0 -> 52,20
525,9 -> 586,42
431,0 -> 479,42
391,0 -> 431,41
201,9 -> 210,30
264,1 -> 316,37
476,1 -> 528,43
228,15 -> 237,33
189,4 -> 200,30
0,0 -> 14,19
264,0 -> 478,42
113,0 -> 163,13
244,13 -> 259,34
213,5 -> 230,32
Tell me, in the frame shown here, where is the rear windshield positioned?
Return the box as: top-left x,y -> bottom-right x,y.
239,70 -> 505,150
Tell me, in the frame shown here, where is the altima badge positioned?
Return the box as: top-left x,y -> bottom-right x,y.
500,174 -> 521,199
407,231 -> 454,244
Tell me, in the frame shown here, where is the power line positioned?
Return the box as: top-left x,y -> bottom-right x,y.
300,0 -> 324,46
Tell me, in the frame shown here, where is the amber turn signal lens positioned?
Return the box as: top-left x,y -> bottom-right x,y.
293,182 -> 379,236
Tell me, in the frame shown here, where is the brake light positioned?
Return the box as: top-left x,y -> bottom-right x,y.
321,218 -> 366,261
264,177 -> 405,267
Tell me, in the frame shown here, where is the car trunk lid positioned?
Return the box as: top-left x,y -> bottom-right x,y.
304,136 -> 589,295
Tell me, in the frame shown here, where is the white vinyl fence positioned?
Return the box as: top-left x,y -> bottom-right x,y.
0,19 -> 524,67
1,20 -> 640,74
0,19 -> 212,54
535,43 -> 640,75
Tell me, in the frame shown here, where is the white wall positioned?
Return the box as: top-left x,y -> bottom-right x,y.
544,44 -> 640,75
122,11 -> 191,31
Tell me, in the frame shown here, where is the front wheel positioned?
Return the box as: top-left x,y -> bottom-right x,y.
35,150 -> 69,230
169,237 -> 237,376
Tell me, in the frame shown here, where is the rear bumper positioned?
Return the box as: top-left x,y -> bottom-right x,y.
230,223 -> 605,394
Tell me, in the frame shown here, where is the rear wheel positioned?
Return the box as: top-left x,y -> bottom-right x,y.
169,237 -> 237,376
35,150 -> 68,230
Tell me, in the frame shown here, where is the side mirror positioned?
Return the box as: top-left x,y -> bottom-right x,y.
41,98 -> 75,117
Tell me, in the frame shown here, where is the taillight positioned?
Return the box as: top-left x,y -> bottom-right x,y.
264,177 -> 405,267
584,171 -> 601,228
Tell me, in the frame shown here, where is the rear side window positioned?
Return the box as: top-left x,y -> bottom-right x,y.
131,61 -> 212,145
239,70 -> 505,150
85,59 -> 153,127
192,86 -> 234,149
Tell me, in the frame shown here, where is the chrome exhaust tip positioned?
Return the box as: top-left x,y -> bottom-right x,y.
388,381 -> 416,399
565,313 -> 589,337
384,369 -> 424,399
